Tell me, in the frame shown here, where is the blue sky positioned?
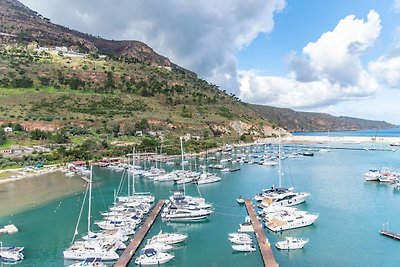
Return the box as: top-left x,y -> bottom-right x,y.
19,0 -> 400,124
238,0 -> 397,74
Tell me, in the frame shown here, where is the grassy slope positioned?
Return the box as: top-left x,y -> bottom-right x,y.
0,45 -> 268,137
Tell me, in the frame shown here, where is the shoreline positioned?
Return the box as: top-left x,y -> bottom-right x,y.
1,134 -> 399,185
0,165 -> 64,184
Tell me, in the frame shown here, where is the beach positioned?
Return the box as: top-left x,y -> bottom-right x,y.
0,165 -> 64,184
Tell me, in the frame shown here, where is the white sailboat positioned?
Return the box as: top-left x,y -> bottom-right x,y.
259,136 -> 310,208
63,167 -> 120,261
162,137 -> 213,222
117,148 -> 155,204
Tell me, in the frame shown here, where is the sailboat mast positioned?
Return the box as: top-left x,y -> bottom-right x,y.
132,147 -> 136,196
278,134 -> 282,188
88,165 -> 93,240
180,137 -> 185,195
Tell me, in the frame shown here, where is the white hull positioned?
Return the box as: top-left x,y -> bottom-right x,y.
135,253 -> 174,265
266,214 -> 318,232
63,250 -> 119,261
275,237 -> 308,250
232,244 -> 256,252
261,193 -> 310,208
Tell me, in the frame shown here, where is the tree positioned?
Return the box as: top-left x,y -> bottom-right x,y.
53,130 -> 69,144
136,119 -> 150,131
30,129 -> 49,140
0,128 -> 6,145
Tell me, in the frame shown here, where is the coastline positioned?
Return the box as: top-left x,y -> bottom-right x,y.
0,165 -> 64,184
1,134 -> 399,185
260,135 -> 400,144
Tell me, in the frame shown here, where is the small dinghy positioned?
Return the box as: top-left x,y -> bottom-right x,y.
275,237 -> 309,250
236,196 -> 245,204
232,244 -> 256,252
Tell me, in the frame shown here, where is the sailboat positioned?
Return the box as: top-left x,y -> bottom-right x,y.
117,148 -> 155,204
63,166 -> 120,261
257,135 -> 310,208
162,137 -> 213,222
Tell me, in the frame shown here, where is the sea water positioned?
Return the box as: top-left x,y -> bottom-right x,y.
294,127 -> 400,137
0,142 -> 400,266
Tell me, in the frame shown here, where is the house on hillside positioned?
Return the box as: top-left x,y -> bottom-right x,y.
3,126 -> 12,133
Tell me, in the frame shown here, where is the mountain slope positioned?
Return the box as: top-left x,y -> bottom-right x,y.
0,0 -> 195,75
251,104 -> 394,132
0,0 -> 394,135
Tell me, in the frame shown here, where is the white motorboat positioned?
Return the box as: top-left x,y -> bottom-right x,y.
134,248 -> 174,265
275,237 -> 309,250
66,257 -> 107,267
148,231 -> 188,245
264,209 -> 319,232
161,205 -> 213,222
238,216 -> 254,233
260,191 -> 311,208
0,243 -> 24,262
144,242 -> 174,252
256,137 -> 309,206
232,244 -> 256,252
229,235 -> 252,245
228,233 -> 251,240
364,169 -> 381,181
196,173 -> 221,185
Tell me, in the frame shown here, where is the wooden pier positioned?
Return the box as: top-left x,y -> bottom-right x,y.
380,230 -> 400,240
244,199 -> 278,267
114,200 -> 165,267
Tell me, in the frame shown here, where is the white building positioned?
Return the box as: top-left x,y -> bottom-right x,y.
3,126 -> 12,133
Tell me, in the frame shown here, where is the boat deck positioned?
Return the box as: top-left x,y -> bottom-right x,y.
114,200 -> 165,267
244,199 -> 278,267
380,230 -> 400,240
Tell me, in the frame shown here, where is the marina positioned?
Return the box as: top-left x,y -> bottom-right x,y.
0,138 -> 400,266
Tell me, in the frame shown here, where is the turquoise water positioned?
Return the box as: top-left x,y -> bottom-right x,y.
294,127 -> 400,137
1,145 -> 400,266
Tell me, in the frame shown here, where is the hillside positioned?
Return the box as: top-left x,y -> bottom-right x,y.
0,0 -> 394,139
0,0 -> 194,75
251,105 -> 394,132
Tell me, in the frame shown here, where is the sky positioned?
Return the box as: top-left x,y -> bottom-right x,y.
18,0 -> 400,124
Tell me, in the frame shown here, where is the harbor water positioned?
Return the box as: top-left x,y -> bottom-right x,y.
0,140 -> 400,266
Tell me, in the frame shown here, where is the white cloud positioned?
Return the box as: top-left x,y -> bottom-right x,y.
393,0 -> 400,13
19,0 -> 286,92
369,47 -> 400,88
239,10 -> 381,109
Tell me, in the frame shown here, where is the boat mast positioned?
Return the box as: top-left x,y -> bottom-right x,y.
278,133 -> 282,188
87,165 -> 93,241
180,136 -> 185,195
132,147 -> 136,196
127,155 -> 130,197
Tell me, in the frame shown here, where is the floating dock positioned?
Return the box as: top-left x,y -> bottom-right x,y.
380,230 -> 400,240
114,200 -> 165,267
244,199 -> 278,267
